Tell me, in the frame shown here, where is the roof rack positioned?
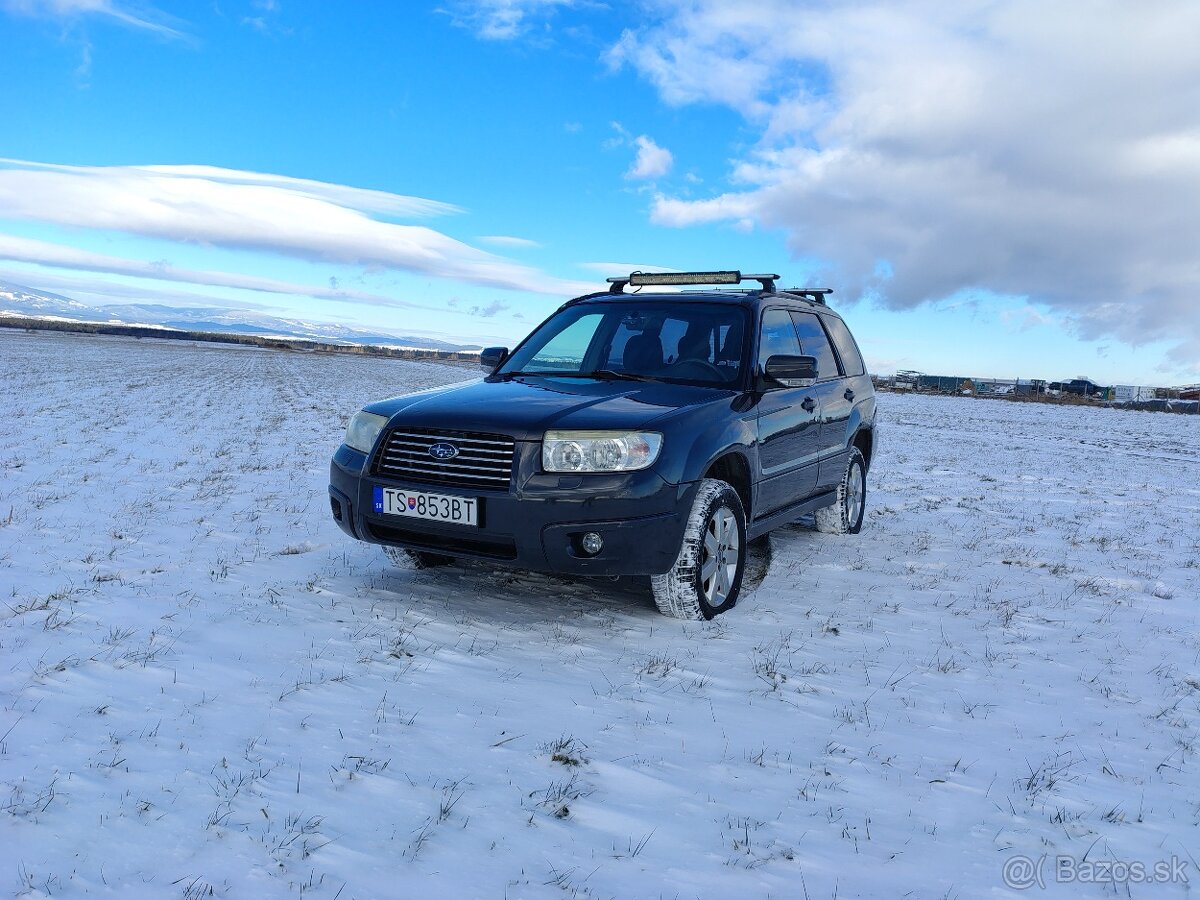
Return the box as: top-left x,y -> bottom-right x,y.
606,270 -> 782,293
780,288 -> 833,306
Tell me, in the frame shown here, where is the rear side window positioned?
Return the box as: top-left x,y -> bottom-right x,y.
791,311 -> 841,380
822,314 -> 866,376
758,308 -> 802,368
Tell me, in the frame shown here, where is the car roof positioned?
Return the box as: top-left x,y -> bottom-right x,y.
567,289 -> 843,317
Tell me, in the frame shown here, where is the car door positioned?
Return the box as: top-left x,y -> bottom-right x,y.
755,307 -> 821,516
791,311 -> 852,494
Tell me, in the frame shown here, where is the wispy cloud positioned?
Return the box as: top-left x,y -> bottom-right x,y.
2,0 -> 185,38
441,0 -> 576,40
0,159 -> 593,297
0,266 -> 276,311
611,0 -> 1200,365
469,300 -> 510,317
240,0 -> 290,37
0,234 -> 441,311
478,235 -> 541,249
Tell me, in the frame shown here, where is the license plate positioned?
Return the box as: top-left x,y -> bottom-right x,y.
373,487 -> 479,526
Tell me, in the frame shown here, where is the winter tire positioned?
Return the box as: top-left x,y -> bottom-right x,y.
814,447 -> 866,535
383,546 -> 455,569
650,478 -> 747,620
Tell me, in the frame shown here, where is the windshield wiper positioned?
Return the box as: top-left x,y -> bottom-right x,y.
557,369 -> 665,382
499,369 -> 663,383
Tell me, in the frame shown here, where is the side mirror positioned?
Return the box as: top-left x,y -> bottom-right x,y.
480,346 -> 509,372
763,354 -> 818,389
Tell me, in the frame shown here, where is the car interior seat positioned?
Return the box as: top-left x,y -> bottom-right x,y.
622,330 -> 664,372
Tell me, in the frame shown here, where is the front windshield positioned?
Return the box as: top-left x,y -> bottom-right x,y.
498,302 -> 748,388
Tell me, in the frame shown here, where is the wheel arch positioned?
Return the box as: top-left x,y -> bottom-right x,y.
852,427 -> 874,472
702,450 -> 753,521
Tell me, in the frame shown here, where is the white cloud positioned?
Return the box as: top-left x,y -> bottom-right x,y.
0,266 -> 276,310
441,0 -> 575,40
0,159 -> 594,297
1000,305 -> 1065,333
1,0 -> 183,37
0,234 -> 440,310
650,192 -> 754,227
626,135 -> 674,180
478,235 -> 542,249
610,0 -> 1200,370
469,300 -> 510,317
51,161 -> 463,219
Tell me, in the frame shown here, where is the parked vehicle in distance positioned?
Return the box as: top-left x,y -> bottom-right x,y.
1048,377 -> 1108,398
330,271 -> 878,619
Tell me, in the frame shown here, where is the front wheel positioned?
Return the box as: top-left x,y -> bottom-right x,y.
814,448 -> 866,535
650,479 -> 747,620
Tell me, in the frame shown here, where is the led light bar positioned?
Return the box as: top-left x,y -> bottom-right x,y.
627,270 -> 741,286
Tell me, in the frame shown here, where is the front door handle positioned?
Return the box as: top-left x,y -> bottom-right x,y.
801,397 -> 816,412
844,388 -> 855,401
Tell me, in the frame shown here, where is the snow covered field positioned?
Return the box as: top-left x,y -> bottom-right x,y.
2,330 -> 1198,899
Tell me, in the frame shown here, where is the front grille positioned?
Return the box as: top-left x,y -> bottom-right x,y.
373,428 -> 515,491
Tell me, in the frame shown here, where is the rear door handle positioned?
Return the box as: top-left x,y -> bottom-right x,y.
844,388 -> 855,401
801,397 -> 816,412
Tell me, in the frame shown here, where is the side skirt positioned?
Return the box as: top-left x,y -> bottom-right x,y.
747,489 -> 838,541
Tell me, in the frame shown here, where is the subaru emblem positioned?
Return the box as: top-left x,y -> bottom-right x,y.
429,442 -> 459,461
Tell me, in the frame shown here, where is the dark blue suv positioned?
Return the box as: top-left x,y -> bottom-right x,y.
330,271 -> 877,619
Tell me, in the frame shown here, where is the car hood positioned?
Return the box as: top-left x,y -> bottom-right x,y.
364,376 -> 735,440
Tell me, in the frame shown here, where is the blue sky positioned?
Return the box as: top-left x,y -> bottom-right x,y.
1,0 -> 1198,384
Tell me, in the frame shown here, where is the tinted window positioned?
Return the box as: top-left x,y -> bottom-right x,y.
822,314 -> 866,376
658,318 -> 691,364
603,311 -> 739,377
525,313 -> 604,371
758,308 -> 802,368
501,302 -> 747,387
790,311 -> 840,380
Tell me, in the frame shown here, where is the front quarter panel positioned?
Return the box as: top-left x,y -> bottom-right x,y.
652,395 -> 758,487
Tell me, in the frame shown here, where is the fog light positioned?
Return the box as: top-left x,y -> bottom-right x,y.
581,532 -> 603,555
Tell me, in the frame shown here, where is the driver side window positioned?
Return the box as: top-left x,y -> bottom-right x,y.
758,308 -> 801,370
526,313 -> 603,371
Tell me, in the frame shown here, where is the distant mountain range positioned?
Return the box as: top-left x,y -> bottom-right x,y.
0,280 -> 478,352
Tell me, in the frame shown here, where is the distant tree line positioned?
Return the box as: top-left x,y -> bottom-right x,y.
0,317 -> 482,366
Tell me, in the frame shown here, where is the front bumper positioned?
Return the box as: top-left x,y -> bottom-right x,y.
329,442 -> 695,577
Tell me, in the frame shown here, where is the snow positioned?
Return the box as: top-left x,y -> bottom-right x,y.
2,329 -> 1198,898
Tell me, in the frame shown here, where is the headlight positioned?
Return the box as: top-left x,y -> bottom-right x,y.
542,430 -> 663,473
344,411 -> 388,454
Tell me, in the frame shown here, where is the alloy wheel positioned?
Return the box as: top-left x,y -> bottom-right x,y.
700,506 -> 740,606
846,463 -> 864,529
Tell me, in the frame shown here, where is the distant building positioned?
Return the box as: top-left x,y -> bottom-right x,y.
918,374 -> 968,393
974,378 -> 1017,395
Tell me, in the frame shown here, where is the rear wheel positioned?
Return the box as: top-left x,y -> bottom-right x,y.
814,448 -> 866,535
383,546 -> 455,569
650,479 -> 747,620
